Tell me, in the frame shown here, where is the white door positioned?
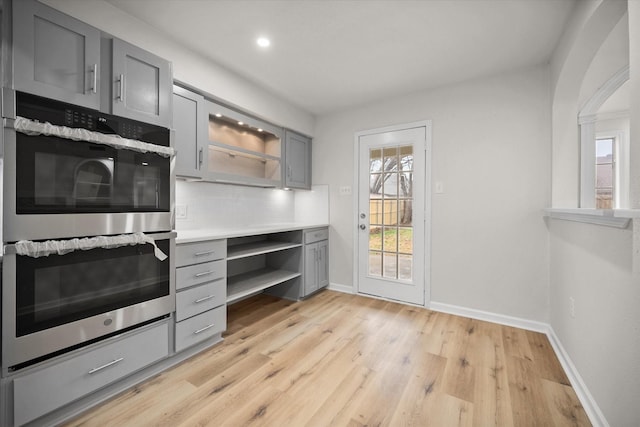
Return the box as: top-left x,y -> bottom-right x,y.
356,124 -> 429,305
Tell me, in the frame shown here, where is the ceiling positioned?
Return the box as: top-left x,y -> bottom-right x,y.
105,0 -> 577,116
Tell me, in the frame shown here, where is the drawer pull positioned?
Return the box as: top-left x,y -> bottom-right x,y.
194,270 -> 213,278
194,324 -> 215,335
88,357 -> 124,375
194,250 -> 215,257
194,295 -> 215,304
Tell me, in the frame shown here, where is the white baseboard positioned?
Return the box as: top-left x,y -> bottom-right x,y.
429,301 -> 548,333
327,282 -> 355,294
546,327 -> 609,427
428,300 -> 607,427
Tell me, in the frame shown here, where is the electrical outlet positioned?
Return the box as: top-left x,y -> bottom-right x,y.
569,296 -> 575,318
176,204 -> 188,220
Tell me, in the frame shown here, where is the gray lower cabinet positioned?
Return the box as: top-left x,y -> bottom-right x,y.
175,239 -> 227,352
173,85 -> 208,179
284,130 -> 312,190
12,322 -> 169,427
12,0 -> 102,109
303,228 -> 329,296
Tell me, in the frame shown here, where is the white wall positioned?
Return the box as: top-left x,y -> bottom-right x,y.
40,0 -> 315,136
314,65 -> 551,321
549,1 -> 640,425
549,219 -> 640,426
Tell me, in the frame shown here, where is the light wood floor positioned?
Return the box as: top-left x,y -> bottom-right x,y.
64,290 -> 591,426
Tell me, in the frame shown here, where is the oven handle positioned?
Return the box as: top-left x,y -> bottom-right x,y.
12,116 -> 175,157
88,357 -> 124,374
8,231 -> 176,261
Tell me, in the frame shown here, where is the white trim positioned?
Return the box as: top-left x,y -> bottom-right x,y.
327,282 -> 355,294
546,327 -> 610,427
580,121 -> 597,207
579,65 -> 629,116
544,208 -> 631,228
428,301 -> 548,333
578,65 -> 630,209
579,111 -> 629,126
428,299 -> 608,427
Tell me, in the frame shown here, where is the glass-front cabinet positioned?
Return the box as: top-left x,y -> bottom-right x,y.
205,101 -> 282,187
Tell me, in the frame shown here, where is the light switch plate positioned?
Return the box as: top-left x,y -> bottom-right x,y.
339,186 -> 352,196
435,182 -> 444,194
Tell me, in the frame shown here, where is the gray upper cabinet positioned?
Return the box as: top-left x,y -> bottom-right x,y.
12,0 -> 101,109
11,0 -> 172,128
284,130 -> 312,190
173,85 -> 207,179
111,39 -> 172,127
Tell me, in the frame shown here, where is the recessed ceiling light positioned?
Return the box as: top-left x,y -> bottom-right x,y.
215,113 -> 222,118
257,128 -> 263,132
257,37 -> 270,48
238,121 -> 244,125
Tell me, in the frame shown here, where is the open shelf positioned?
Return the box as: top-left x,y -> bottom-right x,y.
227,268 -> 301,304
209,141 -> 280,162
227,241 -> 302,260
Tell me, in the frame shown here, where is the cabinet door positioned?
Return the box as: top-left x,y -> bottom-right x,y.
284,130 -> 311,189
13,0 -> 101,109
304,243 -> 318,296
317,239 -> 329,289
111,39 -> 172,127
173,86 -> 207,179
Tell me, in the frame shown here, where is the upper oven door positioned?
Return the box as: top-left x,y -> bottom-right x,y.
3,129 -> 174,241
2,91 -> 174,242
14,131 -> 170,214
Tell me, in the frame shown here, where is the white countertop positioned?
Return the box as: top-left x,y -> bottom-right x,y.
176,223 -> 329,244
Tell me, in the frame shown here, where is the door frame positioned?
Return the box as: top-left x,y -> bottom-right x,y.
352,121 -> 432,307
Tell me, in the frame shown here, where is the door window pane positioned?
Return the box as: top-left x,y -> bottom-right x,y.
369,251 -> 382,276
383,252 -> 397,279
367,144 -> 414,281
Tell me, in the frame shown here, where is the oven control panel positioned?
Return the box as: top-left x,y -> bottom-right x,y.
15,91 -> 169,146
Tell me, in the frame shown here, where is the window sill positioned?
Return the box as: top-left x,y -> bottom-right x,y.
543,208 -> 640,228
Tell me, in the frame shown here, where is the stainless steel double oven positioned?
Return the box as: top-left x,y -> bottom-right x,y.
2,90 -> 176,371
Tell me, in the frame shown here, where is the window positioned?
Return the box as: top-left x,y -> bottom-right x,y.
595,137 -> 615,209
578,67 -> 629,209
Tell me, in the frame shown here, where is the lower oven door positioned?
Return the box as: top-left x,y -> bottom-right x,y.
2,231 -> 176,370
2,126 -> 174,242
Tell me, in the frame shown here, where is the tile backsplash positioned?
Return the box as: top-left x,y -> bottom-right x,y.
175,181 -> 328,230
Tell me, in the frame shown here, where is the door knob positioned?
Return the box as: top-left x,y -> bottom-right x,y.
359,224 -> 366,230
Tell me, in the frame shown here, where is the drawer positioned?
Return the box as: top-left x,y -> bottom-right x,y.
176,239 -> 226,267
176,279 -> 226,321
304,227 -> 328,244
175,306 -> 226,353
13,322 -> 169,426
176,259 -> 226,290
